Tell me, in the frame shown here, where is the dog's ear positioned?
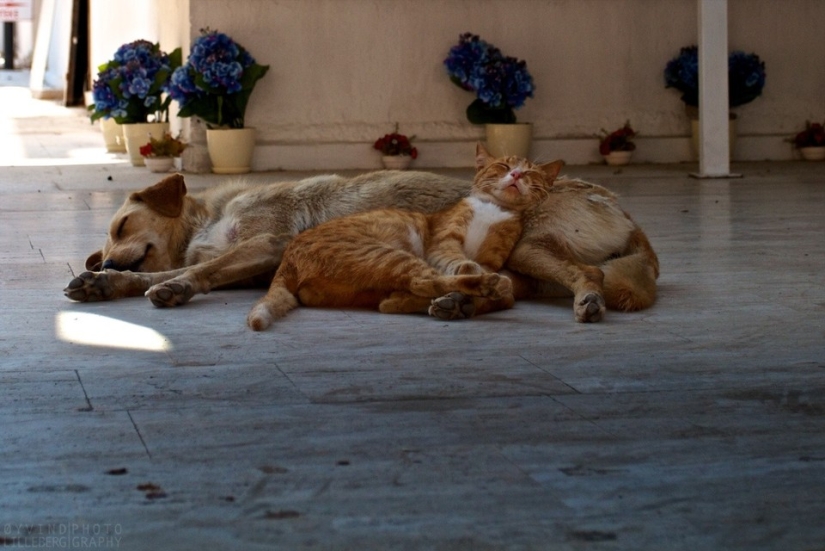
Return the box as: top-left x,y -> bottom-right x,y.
475,142 -> 494,171
86,250 -> 103,271
129,173 -> 187,218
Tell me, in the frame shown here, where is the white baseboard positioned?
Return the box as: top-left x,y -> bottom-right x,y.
248,135 -> 798,172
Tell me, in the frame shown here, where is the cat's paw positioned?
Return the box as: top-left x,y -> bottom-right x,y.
429,292 -> 475,320
477,273 -> 512,299
491,274 -> 513,299
454,260 -> 484,275
247,303 -> 274,331
575,292 -> 605,323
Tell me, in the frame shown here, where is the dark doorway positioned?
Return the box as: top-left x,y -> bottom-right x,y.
65,0 -> 89,106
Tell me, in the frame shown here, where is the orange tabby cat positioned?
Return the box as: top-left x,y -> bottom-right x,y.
246,144 -> 563,330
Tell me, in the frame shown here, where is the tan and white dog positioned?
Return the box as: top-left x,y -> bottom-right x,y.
65,147 -> 659,324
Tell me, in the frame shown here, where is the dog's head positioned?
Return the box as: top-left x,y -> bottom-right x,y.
86,173 -> 189,273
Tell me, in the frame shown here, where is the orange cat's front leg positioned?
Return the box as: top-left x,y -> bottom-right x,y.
427,238 -> 483,276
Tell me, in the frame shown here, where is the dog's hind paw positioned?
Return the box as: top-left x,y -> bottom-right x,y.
64,271 -> 115,302
146,281 -> 195,308
429,292 -> 476,320
575,292 -> 605,323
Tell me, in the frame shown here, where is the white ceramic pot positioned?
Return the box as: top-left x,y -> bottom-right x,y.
603,150 -> 633,166
121,122 -> 170,166
100,118 -> 126,153
206,127 -> 256,174
485,123 -> 533,158
144,156 -> 175,173
799,146 -> 825,161
381,155 -> 412,170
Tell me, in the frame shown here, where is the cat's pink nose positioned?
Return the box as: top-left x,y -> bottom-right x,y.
510,170 -> 523,181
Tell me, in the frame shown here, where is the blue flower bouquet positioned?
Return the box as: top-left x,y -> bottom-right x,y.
444,33 -> 534,125
89,40 -> 181,124
168,29 -> 270,129
664,45 -> 766,110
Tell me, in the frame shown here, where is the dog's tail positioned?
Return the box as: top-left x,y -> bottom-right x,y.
247,275 -> 299,331
601,227 -> 660,311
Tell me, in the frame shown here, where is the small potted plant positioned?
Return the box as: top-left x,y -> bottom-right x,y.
789,121 -> 825,161
168,28 -> 269,174
89,40 -> 181,166
139,132 -> 187,173
373,125 -> 418,170
444,33 -> 535,157
599,121 -> 637,166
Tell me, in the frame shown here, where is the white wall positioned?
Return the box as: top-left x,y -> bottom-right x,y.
95,0 -> 825,169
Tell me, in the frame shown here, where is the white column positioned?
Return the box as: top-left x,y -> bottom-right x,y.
695,0 -> 732,177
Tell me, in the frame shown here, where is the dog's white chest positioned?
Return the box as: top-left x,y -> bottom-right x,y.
463,197 -> 513,258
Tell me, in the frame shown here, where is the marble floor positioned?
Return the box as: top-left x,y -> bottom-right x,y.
1,80 -> 824,550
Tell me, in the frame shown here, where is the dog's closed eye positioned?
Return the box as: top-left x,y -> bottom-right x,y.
115,217 -> 128,239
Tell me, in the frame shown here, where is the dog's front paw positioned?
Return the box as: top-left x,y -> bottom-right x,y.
575,292 -> 605,323
429,292 -> 475,320
146,281 -> 195,308
64,271 -> 115,302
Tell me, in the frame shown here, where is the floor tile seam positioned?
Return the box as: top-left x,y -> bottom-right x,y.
517,353 -> 582,395
269,359 -> 314,404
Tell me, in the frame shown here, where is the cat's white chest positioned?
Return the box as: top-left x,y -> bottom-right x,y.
463,197 -> 513,258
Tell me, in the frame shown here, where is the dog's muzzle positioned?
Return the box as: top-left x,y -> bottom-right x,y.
101,245 -> 150,272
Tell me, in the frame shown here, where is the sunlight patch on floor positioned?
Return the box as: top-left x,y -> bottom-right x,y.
0,85 -> 127,167
55,311 -> 172,352
0,152 -> 127,167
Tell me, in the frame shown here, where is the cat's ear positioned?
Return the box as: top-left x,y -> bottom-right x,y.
539,160 -> 565,183
475,142 -> 494,171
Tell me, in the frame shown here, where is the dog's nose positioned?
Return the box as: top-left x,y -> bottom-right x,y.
101,259 -> 116,270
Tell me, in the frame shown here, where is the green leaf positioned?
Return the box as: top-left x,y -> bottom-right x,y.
167,47 -> 182,71
177,96 -> 221,127
240,63 -> 269,91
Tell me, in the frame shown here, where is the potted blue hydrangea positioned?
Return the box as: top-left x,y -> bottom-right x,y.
444,33 -> 535,157
89,40 -> 182,166
168,28 -> 269,129
665,45 -> 766,159
168,28 -> 269,174
664,45 -> 767,115
89,40 -> 181,124
444,33 -> 534,125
